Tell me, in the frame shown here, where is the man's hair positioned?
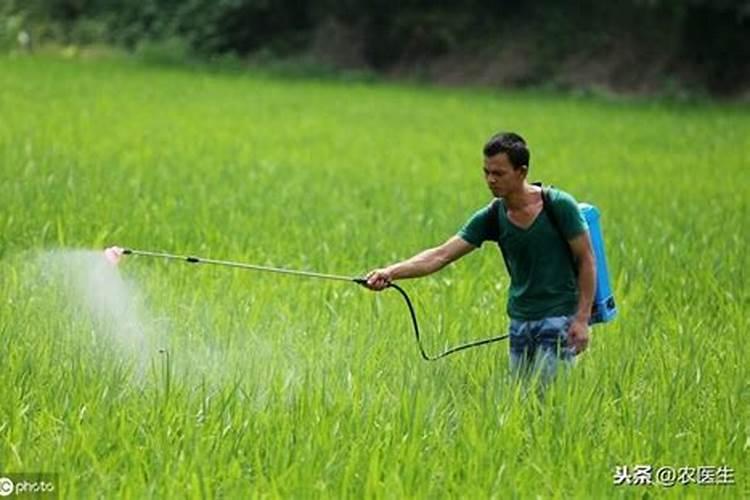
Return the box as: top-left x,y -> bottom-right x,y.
483,132 -> 530,170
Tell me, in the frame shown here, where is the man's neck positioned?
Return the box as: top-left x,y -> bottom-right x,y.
503,182 -> 537,210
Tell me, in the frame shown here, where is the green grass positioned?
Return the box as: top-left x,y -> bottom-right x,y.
1,54 -> 748,498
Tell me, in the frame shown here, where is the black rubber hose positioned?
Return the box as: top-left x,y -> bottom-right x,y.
354,279 -> 509,361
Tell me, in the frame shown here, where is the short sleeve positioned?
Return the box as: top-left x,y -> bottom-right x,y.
457,204 -> 494,247
549,189 -> 588,240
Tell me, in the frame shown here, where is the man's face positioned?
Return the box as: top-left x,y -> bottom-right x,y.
483,152 -> 526,197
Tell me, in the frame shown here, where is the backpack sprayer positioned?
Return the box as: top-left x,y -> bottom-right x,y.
578,203 -> 617,323
104,247 -> 508,361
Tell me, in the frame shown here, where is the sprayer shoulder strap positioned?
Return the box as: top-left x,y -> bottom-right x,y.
534,182 -> 577,270
534,182 -> 562,235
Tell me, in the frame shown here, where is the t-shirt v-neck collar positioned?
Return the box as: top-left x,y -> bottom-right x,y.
501,201 -> 544,232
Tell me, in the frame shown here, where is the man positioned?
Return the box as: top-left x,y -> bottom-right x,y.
365,132 -> 596,383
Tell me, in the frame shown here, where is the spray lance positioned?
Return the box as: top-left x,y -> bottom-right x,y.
104,246 -> 509,361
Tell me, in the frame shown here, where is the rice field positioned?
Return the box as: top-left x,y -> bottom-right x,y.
0,54 -> 748,498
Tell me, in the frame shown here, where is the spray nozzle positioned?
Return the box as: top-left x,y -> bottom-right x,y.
104,246 -> 125,265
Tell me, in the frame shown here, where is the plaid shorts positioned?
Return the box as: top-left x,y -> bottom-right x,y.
508,314 -> 576,383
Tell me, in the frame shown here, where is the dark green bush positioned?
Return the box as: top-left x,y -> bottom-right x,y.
2,0 -> 748,94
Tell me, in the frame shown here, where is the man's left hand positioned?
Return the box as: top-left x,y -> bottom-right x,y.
567,319 -> 590,354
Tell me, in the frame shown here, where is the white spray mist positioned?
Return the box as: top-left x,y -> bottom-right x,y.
37,249 -> 154,374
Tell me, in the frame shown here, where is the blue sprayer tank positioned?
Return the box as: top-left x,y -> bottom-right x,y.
579,203 -> 617,324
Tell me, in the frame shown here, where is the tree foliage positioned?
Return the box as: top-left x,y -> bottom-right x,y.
3,0 -> 748,93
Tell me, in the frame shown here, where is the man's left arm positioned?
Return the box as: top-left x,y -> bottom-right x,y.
567,232 -> 596,353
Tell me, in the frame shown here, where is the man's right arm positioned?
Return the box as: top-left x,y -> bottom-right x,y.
364,236 -> 476,290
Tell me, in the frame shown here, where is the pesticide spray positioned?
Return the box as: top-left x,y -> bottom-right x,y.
30,249 -> 261,388
35,249 -> 154,376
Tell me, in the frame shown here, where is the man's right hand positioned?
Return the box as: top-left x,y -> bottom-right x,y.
364,268 -> 393,291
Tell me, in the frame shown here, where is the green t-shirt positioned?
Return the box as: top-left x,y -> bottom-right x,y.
458,188 -> 588,321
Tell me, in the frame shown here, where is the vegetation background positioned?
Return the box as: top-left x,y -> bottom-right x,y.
1,1 -> 748,498
2,0 -> 749,98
